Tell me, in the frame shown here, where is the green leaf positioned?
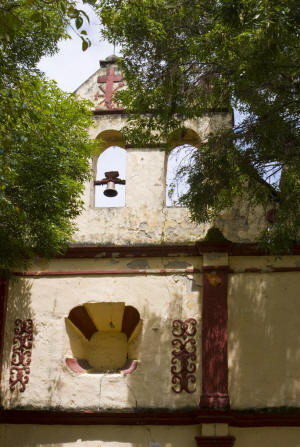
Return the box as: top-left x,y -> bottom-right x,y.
75,16 -> 84,29
81,39 -> 89,51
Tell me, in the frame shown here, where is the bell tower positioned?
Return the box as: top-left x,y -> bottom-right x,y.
1,55 -> 300,447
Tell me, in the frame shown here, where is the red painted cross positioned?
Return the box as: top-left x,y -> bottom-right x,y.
96,67 -> 124,110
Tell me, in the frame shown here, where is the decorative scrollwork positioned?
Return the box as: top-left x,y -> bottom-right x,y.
172,318 -> 197,339
171,319 -> 197,393
9,319 -> 33,392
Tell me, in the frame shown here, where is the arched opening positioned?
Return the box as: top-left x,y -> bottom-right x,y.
167,127 -> 201,149
95,146 -> 127,207
166,144 -> 198,206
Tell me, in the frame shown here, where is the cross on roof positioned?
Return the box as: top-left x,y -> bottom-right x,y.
96,66 -> 124,110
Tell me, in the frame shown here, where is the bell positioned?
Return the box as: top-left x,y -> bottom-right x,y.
104,181 -> 118,197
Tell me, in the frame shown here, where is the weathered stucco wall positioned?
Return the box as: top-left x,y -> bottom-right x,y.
72,59 -> 267,245
2,255 -> 300,412
1,257 -> 202,411
73,112 -> 265,245
2,424 -> 300,447
228,255 -> 300,408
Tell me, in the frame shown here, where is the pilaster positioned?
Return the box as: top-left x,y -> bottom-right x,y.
200,252 -> 230,409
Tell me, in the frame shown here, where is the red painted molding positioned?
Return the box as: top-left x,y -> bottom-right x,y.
232,267 -> 300,273
56,243 -> 300,259
14,267 -> 198,277
200,268 -> 230,409
202,266 -> 230,273
195,436 -> 235,447
1,409 -> 300,426
58,244 -> 198,258
0,278 -> 8,404
13,266 -> 300,278
92,108 -> 230,117
93,109 -> 127,116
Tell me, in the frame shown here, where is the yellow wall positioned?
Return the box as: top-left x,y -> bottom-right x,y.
228,256 -> 300,408
2,425 -> 300,447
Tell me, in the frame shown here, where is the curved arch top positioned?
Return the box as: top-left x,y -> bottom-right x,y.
167,127 -> 202,150
96,129 -> 125,152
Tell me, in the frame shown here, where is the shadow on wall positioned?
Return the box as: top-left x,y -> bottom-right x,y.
1,424 -> 199,447
228,272 -> 300,408
1,277 -> 34,407
125,277 -> 201,410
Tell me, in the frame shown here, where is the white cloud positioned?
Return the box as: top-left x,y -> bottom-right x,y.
38,2 -> 119,92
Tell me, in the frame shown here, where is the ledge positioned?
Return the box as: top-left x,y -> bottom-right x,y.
57,243 -> 300,259
1,408 -> 300,426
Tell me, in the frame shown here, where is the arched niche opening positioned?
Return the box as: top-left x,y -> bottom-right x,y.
167,127 -> 201,150
166,144 -> 198,207
65,302 -> 142,374
165,128 -> 201,207
95,146 -> 127,207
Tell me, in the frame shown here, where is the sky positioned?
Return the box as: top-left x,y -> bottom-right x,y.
38,3 -> 116,93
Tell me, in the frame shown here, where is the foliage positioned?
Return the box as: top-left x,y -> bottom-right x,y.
98,0 -> 300,252
0,0 -> 97,271
0,77 -> 94,271
0,0 -> 96,53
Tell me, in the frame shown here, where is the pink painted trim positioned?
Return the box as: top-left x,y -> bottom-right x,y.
14,266 -> 300,278
121,359 -> 138,375
66,358 -> 138,375
14,268 -> 198,277
65,358 -> 90,373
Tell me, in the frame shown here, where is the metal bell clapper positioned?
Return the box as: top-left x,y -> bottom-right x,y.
104,181 -> 117,197
94,171 -> 126,198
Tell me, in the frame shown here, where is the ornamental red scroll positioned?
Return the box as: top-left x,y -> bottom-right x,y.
9,319 -> 33,392
171,318 -> 197,393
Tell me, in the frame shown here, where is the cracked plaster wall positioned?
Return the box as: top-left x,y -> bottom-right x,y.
73,113 -> 265,245
1,257 -> 202,411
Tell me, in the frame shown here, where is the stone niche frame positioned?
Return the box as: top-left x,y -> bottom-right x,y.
65,302 -> 142,374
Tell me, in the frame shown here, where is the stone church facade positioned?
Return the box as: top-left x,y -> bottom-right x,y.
1,55 -> 300,446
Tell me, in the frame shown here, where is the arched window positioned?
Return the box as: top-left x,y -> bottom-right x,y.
95,146 -> 126,207
166,144 -> 198,206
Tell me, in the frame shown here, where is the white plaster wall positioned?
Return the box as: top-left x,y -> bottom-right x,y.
1,257 -> 202,411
